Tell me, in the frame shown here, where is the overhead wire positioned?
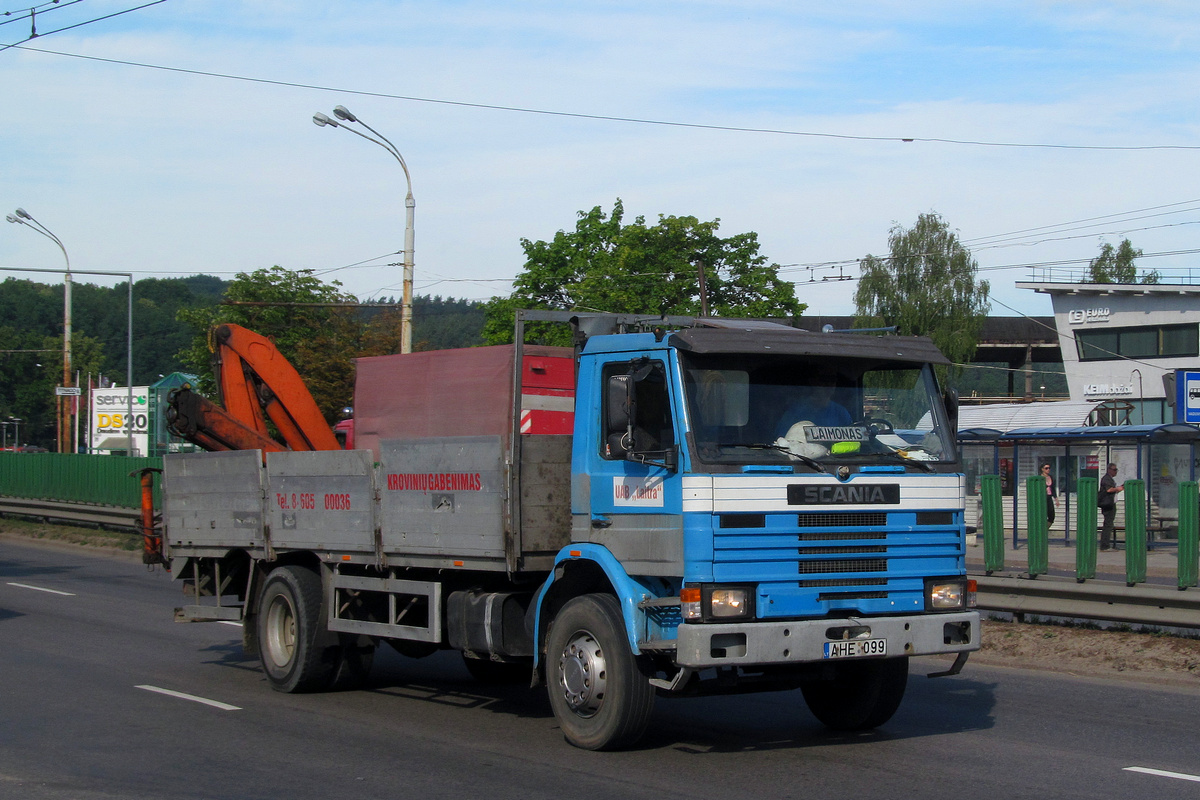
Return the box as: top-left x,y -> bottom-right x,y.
0,0 -> 167,51
960,198 -> 1200,246
0,0 -> 88,28
10,42 -> 1200,152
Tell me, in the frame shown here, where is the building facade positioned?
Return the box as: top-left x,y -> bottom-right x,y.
1016,280 -> 1200,425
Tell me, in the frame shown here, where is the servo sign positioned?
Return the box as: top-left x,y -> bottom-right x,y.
788,483 -> 900,505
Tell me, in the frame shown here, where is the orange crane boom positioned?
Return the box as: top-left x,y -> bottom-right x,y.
166,323 -> 341,453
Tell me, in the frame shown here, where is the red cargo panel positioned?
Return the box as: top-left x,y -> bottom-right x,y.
354,345 -> 574,457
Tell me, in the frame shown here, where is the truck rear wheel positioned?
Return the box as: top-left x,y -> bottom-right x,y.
257,565 -> 337,693
546,593 -> 655,750
801,656 -> 908,731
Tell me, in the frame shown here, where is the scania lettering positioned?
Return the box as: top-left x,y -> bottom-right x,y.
789,483 -> 902,505
157,311 -> 978,751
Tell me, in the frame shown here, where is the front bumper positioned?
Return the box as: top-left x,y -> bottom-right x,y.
673,611 -> 979,668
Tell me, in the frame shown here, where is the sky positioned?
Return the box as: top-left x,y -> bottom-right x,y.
3,1 -> 1200,323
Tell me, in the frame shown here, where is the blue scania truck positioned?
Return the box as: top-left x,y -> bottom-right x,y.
163,310 -> 979,750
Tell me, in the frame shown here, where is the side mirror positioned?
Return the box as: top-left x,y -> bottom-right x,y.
606,374 -> 631,441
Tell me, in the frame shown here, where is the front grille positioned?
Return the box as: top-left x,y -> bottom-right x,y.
798,545 -> 886,556
799,578 -> 888,588
797,512 -> 887,528
799,558 -> 888,574
798,531 -> 886,541
818,591 -> 889,601
719,514 -> 765,529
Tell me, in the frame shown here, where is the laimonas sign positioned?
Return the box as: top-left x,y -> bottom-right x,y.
89,386 -> 150,455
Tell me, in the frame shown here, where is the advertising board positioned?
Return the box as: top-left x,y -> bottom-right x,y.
89,386 -> 150,455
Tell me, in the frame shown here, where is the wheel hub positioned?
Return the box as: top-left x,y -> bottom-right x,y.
558,631 -> 607,717
264,594 -> 297,668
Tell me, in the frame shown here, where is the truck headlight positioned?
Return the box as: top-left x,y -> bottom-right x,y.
705,586 -> 754,620
925,578 -> 976,610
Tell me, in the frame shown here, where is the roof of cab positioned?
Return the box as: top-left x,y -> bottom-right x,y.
668,324 -> 950,365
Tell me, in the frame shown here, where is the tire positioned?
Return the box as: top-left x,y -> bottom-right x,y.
545,594 -> 655,750
256,565 -> 339,693
801,656 -> 909,731
462,654 -> 531,685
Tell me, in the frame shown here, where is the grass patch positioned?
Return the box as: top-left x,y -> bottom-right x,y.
0,514 -> 140,551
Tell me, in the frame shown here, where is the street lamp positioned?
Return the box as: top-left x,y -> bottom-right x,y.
1130,368 -> 1144,425
10,417 -> 21,449
0,420 -> 8,450
8,208 -> 72,452
313,106 -> 416,353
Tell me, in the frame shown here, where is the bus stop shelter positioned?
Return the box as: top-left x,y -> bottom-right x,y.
959,423 -> 1200,547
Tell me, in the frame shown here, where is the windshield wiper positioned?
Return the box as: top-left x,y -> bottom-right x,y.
736,442 -> 827,473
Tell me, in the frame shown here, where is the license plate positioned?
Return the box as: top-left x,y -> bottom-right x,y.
823,639 -> 887,659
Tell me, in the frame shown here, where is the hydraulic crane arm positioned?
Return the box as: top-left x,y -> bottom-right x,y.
166,323 -> 341,454
165,386 -> 287,454
212,324 -> 341,452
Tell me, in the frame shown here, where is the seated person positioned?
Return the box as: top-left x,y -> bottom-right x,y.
774,369 -> 852,438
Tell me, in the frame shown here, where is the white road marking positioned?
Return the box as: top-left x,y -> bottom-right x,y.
1124,767 -> 1200,783
217,620 -> 243,627
135,685 -> 241,711
6,582 -> 75,596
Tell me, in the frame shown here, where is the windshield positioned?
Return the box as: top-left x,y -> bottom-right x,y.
681,352 -> 955,469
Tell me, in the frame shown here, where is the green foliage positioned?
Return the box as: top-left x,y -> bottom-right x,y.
177,267 -> 363,421
0,276 -> 223,447
483,200 -> 805,345
413,295 -> 486,350
0,269 -> 485,445
853,212 -> 991,367
1086,239 -> 1156,284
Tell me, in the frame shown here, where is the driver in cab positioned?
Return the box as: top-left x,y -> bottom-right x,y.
775,368 -> 852,438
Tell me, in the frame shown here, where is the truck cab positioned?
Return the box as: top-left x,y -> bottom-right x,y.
532,313 -> 978,747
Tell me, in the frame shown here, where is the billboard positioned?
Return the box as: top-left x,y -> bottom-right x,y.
89,386 -> 150,455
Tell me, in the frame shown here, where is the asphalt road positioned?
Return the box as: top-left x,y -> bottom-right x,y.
3,538 -> 1200,800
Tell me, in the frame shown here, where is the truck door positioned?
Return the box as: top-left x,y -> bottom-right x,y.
581,357 -> 684,576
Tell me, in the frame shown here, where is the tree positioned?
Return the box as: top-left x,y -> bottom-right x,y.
1087,238 -> 1157,284
854,212 -> 990,367
177,267 -> 366,423
483,200 -> 805,345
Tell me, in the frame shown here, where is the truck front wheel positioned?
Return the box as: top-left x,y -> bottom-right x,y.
257,565 -> 337,692
546,593 -> 655,750
801,656 -> 908,731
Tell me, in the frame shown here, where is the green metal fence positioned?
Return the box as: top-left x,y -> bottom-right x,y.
981,474 -> 1005,573
0,453 -> 161,508
1123,479 -> 1147,585
1178,481 -> 1199,590
1025,475 -> 1048,577
1075,476 -> 1098,580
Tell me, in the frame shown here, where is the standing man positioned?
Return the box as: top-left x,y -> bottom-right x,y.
1041,463 -> 1058,528
1098,462 -> 1124,551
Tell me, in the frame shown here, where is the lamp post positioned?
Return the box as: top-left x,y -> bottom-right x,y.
1130,368 -> 1144,425
10,417 -> 21,449
1,420 -> 8,450
313,106 -> 416,353
8,209 -> 72,452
